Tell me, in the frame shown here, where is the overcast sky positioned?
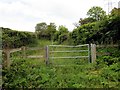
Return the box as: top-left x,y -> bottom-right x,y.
0,0 -> 119,32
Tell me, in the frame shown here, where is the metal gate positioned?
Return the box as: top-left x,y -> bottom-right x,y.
45,44 -> 91,65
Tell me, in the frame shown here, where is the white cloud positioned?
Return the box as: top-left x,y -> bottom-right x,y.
118,1 -> 120,8
0,0 -> 119,32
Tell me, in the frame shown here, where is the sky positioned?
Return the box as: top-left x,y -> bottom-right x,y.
0,0 -> 119,32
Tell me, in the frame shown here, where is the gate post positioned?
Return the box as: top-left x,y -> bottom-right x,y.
45,46 -> 49,65
91,44 -> 96,63
3,48 -> 11,68
88,44 -> 91,63
21,46 -> 26,58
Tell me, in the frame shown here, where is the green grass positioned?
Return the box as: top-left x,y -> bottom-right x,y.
37,39 -> 57,47
11,40 -> 90,66
10,39 -> 52,63
48,45 -> 89,65
2,40 -> 120,88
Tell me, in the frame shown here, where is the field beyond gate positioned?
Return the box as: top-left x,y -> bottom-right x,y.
46,44 -> 91,66
3,43 -> 97,68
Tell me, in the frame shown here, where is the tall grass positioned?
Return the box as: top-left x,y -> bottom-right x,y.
3,40 -> 120,88
48,45 -> 89,66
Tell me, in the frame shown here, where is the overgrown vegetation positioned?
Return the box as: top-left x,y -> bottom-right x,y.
2,39 -> 120,88
2,46 -> 120,88
34,7 -> 120,46
2,6 -> 120,88
70,10 -> 120,45
1,27 -> 37,49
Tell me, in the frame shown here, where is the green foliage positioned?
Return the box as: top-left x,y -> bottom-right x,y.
2,45 -> 120,88
70,22 -> 98,44
102,56 -> 119,66
35,22 -> 57,40
35,23 -> 70,44
55,25 -> 69,44
58,25 -> 69,34
69,29 -> 78,45
87,6 -> 106,21
89,15 -> 120,44
70,8 -> 120,45
3,58 -> 120,88
100,63 -> 120,85
58,33 -> 68,44
2,27 -> 37,49
110,8 -> 120,17
0,28 -> 2,49
79,17 -> 96,25
1,6 -> 120,88
35,22 -> 47,33
96,47 -> 120,68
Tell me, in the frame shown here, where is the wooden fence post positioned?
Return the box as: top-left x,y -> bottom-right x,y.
21,46 -> 26,58
3,48 -> 11,68
88,44 -> 91,63
91,44 -> 96,63
45,46 -> 49,65
111,37 -> 113,47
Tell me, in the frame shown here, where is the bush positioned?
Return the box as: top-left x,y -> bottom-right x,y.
2,27 -> 37,49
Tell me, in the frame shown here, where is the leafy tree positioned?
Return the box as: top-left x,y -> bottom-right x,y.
35,22 -> 47,33
69,29 -> 78,45
58,25 -> 69,35
77,22 -> 97,44
35,22 -> 48,39
54,25 -> 69,44
70,7 -> 120,45
87,6 -> 106,21
106,16 -> 120,43
58,33 -> 68,44
46,23 -> 57,40
110,8 -> 120,17
35,22 -> 57,40
88,7 -> 120,44
79,18 -> 96,25
54,31 -> 59,41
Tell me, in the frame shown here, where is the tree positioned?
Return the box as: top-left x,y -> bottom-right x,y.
110,8 -> 120,17
47,23 -> 57,40
35,22 -> 47,32
79,17 -> 96,25
58,25 -> 69,35
57,25 -> 69,44
35,22 -> 57,40
47,23 -> 56,35
69,29 -> 78,45
35,22 -> 48,39
87,6 -> 106,21
58,33 -> 68,44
